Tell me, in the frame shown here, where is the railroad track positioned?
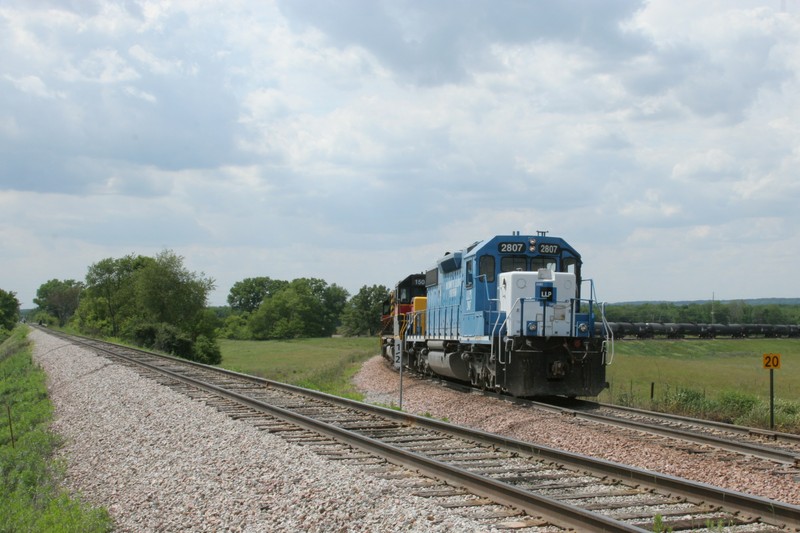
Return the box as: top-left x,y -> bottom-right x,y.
41,328 -> 800,532
437,377 -> 800,468
562,400 -> 800,466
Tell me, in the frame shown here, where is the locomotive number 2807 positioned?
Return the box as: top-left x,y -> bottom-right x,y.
538,243 -> 561,255
498,242 -> 525,253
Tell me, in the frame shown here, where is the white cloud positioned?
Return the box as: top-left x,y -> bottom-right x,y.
4,74 -> 64,98
2,0 -> 800,308
59,48 -> 140,83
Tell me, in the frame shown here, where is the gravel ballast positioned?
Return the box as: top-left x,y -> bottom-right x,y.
352,355 -> 800,506
32,327 -> 800,531
31,329 -> 499,532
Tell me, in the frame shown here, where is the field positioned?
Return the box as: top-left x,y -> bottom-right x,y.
602,338 -> 800,402
218,336 -> 379,399
219,336 -> 800,431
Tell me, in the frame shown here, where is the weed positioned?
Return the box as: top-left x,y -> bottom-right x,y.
1,326 -> 112,532
651,513 -> 673,532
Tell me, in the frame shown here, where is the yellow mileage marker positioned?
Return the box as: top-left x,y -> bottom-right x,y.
762,353 -> 781,370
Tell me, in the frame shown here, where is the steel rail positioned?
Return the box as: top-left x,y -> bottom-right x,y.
577,399 -> 800,444
434,373 -> 800,466
520,399 -> 800,466
46,329 -> 800,531
73,338 -> 645,532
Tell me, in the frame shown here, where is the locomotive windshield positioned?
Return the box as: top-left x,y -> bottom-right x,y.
478,251 -> 580,278
531,256 -> 557,272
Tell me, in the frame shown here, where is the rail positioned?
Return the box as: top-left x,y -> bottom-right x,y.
42,327 -> 800,532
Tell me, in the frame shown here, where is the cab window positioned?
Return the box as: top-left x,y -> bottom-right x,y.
501,256 -> 527,272
563,257 -> 578,274
531,257 -> 557,272
399,287 -> 410,304
479,255 -> 495,282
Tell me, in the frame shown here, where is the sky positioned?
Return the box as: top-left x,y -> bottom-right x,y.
2,0 -> 799,309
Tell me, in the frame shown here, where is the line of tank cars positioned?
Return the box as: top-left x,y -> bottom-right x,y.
601,322 -> 800,339
380,231 -> 613,398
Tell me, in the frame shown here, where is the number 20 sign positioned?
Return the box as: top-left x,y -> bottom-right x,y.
762,353 -> 782,370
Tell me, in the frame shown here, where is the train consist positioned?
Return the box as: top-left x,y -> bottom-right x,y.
599,322 -> 800,339
380,232 -> 612,398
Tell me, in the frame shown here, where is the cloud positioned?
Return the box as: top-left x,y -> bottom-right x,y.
2,0 -> 800,308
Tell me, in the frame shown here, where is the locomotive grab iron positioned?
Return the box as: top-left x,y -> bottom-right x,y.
380,232 -> 613,398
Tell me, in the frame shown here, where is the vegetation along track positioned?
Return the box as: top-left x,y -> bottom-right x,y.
43,328 -> 800,532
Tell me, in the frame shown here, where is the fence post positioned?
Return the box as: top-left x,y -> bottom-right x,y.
6,404 -> 14,449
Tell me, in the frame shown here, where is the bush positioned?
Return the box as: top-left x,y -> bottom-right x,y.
663,387 -> 711,416
153,323 -> 193,358
716,390 -> 759,423
127,322 -> 193,359
192,335 -> 222,365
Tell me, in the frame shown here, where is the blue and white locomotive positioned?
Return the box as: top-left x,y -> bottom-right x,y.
381,231 -> 611,397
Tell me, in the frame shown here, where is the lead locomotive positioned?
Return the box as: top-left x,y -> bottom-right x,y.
380,232 -> 611,397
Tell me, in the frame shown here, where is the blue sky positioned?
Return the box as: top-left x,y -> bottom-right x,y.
2,0 -> 799,308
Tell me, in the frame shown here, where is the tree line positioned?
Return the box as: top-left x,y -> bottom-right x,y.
218,276 -> 388,340
0,288 -> 21,343
19,251 -> 389,364
604,301 -> 800,325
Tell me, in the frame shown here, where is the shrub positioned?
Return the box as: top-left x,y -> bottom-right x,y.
716,390 -> 759,423
192,335 -> 222,365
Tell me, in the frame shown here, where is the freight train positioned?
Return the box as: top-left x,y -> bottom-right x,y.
380,232 -> 612,398
598,322 -> 800,339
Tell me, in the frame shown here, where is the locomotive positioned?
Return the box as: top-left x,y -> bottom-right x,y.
380,232 -> 612,398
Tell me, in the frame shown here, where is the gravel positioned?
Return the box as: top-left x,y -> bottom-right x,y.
31,327 -> 800,531
30,329 -> 503,532
352,355 -> 800,506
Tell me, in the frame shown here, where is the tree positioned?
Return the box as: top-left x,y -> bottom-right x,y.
248,278 -> 349,339
227,277 -> 289,313
0,288 -> 20,331
249,284 -> 314,339
34,279 -> 84,326
135,250 -> 215,330
80,254 -> 153,336
340,284 -> 389,336
72,250 -> 221,364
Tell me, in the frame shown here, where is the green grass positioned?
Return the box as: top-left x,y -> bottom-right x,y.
219,336 -> 380,399
1,326 -> 112,532
599,338 -> 800,431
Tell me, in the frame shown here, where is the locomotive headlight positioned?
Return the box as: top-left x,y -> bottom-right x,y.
528,322 -> 537,332
578,323 -> 588,334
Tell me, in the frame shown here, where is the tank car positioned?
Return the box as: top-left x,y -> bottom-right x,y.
380,232 -> 611,398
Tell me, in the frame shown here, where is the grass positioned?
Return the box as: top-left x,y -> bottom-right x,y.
218,336 -> 380,400
0,326 -> 112,532
599,338 -> 800,432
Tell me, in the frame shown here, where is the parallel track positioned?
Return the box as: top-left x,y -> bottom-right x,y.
437,376 -> 800,467
40,328 -> 800,532
562,400 -> 800,465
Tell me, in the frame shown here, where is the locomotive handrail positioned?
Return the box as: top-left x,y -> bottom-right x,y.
583,278 -> 614,365
490,304 -> 508,364
600,302 -> 615,365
